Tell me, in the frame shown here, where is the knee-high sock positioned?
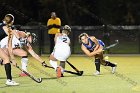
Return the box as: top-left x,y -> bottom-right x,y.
50,60 -> 57,71
5,63 -> 12,80
21,56 -> 28,72
105,61 -> 116,67
95,58 -> 100,72
60,61 -> 65,69
60,61 -> 65,74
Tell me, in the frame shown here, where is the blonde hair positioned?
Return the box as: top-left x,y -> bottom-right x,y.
3,14 -> 14,25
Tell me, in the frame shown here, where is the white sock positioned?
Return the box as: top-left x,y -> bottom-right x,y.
49,60 -> 57,71
61,67 -> 64,74
21,58 -> 28,72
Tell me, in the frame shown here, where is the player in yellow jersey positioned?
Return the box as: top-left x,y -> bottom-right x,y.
47,12 -> 61,53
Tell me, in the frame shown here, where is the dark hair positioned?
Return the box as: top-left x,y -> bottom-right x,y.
51,12 -> 56,16
78,33 -> 88,43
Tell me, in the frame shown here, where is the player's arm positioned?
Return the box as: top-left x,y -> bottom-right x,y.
57,18 -> 61,26
81,44 -> 102,57
25,44 -> 47,67
81,44 -> 96,57
9,29 -> 26,40
47,19 -> 53,30
17,31 -> 27,38
90,36 -> 100,51
54,33 -> 61,43
53,18 -> 61,28
11,29 -> 20,39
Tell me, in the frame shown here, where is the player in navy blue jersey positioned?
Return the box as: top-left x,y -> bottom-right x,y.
79,33 -> 117,75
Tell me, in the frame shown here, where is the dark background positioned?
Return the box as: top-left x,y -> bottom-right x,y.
0,0 -> 140,54
0,0 -> 140,26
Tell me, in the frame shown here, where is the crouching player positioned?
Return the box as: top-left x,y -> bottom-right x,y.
49,25 -> 71,78
0,31 -> 47,76
79,33 -> 117,75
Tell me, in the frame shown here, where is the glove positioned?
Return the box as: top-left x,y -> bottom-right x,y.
42,61 -> 47,67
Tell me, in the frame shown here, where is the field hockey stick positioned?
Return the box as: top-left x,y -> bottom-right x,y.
16,65 -> 42,83
10,61 -> 42,83
64,70 -> 83,76
45,65 -> 83,76
103,40 -> 119,50
66,61 -> 84,76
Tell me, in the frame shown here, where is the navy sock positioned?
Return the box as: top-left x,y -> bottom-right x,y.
105,61 -> 116,67
95,59 -> 100,72
4,63 -> 12,80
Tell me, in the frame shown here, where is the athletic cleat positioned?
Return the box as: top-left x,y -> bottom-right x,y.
19,73 -> 28,77
112,63 -> 117,74
57,66 -> 62,78
6,79 -> 19,86
94,70 -> 100,75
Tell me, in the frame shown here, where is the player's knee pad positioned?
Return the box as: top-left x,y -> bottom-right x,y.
22,56 -> 28,58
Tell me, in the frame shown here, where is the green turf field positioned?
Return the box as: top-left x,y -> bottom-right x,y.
0,55 -> 140,93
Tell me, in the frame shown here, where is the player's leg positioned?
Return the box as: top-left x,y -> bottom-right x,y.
94,55 -> 101,75
0,48 -> 19,85
54,46 -> 71,77
13,49 -> 28,76
98,52 -> 117,73
60,61 -> 65,69
49,54 -> 58,70
49,34 -> 55,53
60,61 -> 65,77
49,54 -> 62,78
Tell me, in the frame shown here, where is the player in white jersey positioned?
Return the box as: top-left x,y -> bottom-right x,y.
49,25 -> 71,78
0,31 -> 47,76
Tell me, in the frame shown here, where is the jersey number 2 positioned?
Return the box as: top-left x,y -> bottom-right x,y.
63,38 -> 67,43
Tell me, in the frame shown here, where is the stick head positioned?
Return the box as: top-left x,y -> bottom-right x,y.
36,78 -> 42,83
78,71 -> 84,76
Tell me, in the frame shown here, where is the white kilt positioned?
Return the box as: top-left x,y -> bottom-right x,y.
52,44 -> 71,61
